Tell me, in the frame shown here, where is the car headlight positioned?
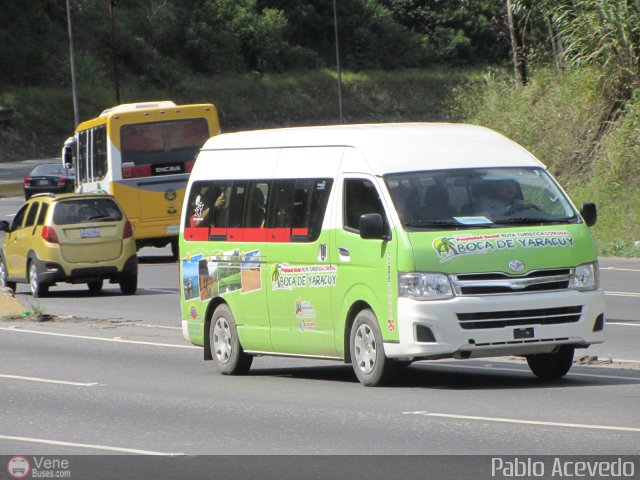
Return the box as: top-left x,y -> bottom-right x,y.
399,272 -> 453,301
570,262 -> 599,291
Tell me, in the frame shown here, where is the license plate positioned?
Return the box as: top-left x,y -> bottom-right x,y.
166,225 -> 179,234
80,227 -> 100,238
514,327 -> 535,340
37,180 -> 49,186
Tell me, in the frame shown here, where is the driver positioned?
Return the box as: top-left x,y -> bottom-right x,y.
476,179 -> 536,218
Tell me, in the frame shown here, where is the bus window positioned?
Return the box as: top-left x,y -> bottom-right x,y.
121,118 -> 209,178
93,125 -> 107,180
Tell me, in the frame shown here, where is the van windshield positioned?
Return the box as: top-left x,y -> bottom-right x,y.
385,168 -> 579,230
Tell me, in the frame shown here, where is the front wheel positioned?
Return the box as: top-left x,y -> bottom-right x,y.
29,262 -> 48,298
210,304 -> 253,375
0,258 -> 16,292
526,345 -> 575,380
87,280 -> 103,294
349,309 -> 396,386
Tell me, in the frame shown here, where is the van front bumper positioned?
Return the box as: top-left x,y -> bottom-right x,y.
383,289 -> 606,361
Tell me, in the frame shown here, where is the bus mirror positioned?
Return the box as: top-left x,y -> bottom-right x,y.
63,147 -> 73,169
359,213 -> 385,240
580,202 -> 597,227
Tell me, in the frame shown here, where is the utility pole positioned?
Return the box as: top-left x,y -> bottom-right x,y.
109,0 -> 121,104
65,0 -> 80,127
332,0 -> 344,123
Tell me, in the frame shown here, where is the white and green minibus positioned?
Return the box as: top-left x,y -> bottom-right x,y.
179,123 -> 605,386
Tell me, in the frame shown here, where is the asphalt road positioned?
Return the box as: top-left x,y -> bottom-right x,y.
1,191 -> 640,462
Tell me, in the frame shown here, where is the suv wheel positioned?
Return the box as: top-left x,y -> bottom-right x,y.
29,262 -> 49,298
119,273 -> 137,295
0,258 -> 16,292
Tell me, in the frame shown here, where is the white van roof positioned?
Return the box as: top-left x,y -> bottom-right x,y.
200,123 -> 543,174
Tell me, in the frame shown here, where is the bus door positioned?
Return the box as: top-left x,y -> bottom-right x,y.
265,147 -> 341,357
75,126 -> 108,194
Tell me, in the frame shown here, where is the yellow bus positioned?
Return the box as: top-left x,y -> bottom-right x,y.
63,101 -> 220,258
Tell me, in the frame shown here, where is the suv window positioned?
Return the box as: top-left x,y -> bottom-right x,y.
24,202 -> 40,228
11,204 -> 28,231
52,198 -> 123,225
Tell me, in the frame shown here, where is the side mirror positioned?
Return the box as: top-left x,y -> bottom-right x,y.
0,220 -> 9,232
63,147 -> 73,169
580,202 -> 597,227
359,213 -> 387,240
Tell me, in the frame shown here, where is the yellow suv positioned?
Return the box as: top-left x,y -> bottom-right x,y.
0,193 -> 138,297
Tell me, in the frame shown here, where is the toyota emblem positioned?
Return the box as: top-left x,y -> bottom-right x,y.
508,260 -> 525,272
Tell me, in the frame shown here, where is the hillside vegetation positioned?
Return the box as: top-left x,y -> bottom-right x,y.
1,0 -> 639,254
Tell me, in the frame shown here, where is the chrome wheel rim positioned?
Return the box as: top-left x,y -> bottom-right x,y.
0,262 -> 6,287
354,323 -> 377,374
213,317 -> 232,364
29,264 -> 38,295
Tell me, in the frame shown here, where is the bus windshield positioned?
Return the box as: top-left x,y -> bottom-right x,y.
385,167 -> 579,230
121,118 -> 209,178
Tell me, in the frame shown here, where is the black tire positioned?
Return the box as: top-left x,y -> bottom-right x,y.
87,280 -> 103,294
119,273 -> 137,295
349,309 -> 397,386
0,257 -> 16,292
209,304 -> 253,375
170,238 -> 179,262
28,261 -> 48,298
526,345 -> 575,380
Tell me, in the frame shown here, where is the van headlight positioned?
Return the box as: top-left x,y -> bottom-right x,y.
570,262 -> 599,291
399,272 -> 453,300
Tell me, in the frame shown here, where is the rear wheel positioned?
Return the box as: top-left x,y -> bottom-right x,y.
87,280 -> 103,294
0,258 -> 16,292
210,304 -> 253,375
526,346 -> 575,380
119,274 -> 137,295
349,309 -> 397,386
29,262 -> 48,298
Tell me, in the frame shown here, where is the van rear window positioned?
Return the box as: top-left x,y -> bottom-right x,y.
53,198 -> 123,225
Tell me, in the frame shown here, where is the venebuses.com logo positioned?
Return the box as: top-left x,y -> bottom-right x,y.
7,456 -> 30,479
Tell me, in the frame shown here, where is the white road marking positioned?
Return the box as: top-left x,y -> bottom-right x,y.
601,266 -> 640,273
605,291 -> 640,297
427,363 -> 640,381
0,434 -> 180,455
607,321 -> 640,327
0,327 -> 199,349
0,374 -> 99,387
137,323 -> 182,330
402,412 -> 640,433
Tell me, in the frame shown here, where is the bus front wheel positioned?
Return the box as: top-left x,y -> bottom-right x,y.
210,304 -> 253,375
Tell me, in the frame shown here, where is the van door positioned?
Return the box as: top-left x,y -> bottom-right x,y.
331,173 -> 398,353
265,147 -> 342,357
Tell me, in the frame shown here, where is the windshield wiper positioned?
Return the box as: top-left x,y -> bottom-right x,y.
493,217 -> 575,225
404,219 -> 478,228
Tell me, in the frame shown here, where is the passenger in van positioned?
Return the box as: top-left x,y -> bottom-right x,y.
475,179 -> 536,218
247,187 -> 266,228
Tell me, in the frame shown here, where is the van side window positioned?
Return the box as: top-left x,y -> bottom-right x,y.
268,180 -> 296,229
24,202 -> 40,228
245,181 -> 269,228
185,182 -> 213,229
228,182 -> 248,228
344,179 -> 386,232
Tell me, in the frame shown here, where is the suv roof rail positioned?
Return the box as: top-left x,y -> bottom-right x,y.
30,193 -> 56,199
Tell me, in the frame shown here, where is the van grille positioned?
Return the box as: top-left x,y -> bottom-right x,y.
451,268 -> 571,295
457,305 -> 582,330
